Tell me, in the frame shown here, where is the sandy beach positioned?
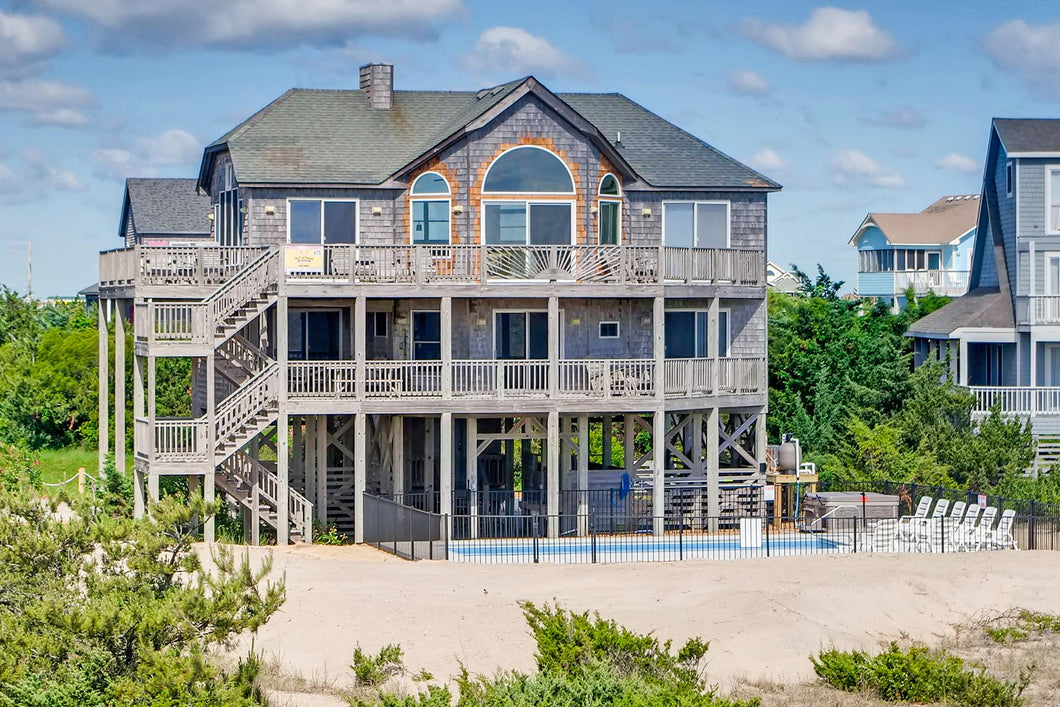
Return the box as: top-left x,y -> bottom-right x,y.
209,544 -> 1060,693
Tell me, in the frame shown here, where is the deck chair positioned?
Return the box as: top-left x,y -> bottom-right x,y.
948,501 -> 967,523
950,504 -> 980,548
985,509 -> 1018,551
956,506 -> 997,551
897,496 -> 933,542
911,499 -> 948,553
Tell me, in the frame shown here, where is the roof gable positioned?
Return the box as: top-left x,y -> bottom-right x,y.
848,195 -> 980,247
122,178 -> 211,238
993,118 -> 1060,156
198,76 -> 781,192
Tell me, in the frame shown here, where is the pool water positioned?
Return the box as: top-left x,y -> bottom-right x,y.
448,533 -> 846,563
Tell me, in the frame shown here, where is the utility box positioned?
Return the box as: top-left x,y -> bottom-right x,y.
802,492 -> 899,530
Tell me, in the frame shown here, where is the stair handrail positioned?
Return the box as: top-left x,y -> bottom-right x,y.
221,451 -> 313,540
204,247 -> 279,331
214,362 -> 279,445
218,333 -> 272,376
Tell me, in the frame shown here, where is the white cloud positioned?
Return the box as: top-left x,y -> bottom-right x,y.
0,79 -> 94,126
22,148 -> 88,191
92,128 -> 202,178
741,7 -> 901,63
862,106 -> 926,129
830,149 -> 905,189
0,161 -> 23,195
0,10 -> 68,75
36,0 -> 464,50
748,147 -> 786,173
983,20 -> 1060,97
726,69 -> 772,96
935,153 -> 979,175
462,26 -> 591,80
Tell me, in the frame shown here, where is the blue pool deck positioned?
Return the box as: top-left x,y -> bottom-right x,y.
447,532 -> 849,564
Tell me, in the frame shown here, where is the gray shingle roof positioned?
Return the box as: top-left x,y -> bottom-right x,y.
125,178 -> 210,236
203,79 -> 779,191
905,288 -> 1013,337
993,118 -> 1060,155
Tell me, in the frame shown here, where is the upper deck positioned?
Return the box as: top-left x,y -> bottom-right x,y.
99,244 -> 765,300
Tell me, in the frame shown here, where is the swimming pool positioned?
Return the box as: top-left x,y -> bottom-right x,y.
448,532 -> 847,564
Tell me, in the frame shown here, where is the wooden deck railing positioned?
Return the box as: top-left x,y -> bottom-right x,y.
1030,296 -> 1060,325
101,244 -> 765,289
153,418 -> 209,462
286,358 -> 766,401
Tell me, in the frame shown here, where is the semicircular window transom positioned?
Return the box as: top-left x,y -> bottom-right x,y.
599,174 -> 620,196
483,147 -> 574,193
411,172 -> 450,195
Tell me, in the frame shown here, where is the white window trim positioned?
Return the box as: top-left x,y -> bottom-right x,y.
596,198 -> 623,245
1044,252 -> 1060,295
491,308 -> 564,359
1047,166 -> 1060,235
1046,344 -> 1060,386
411,171 -> 451,196
598,172 -> 622,197
664,307 -> 731,358
481,145 -> 576,196
410,309 -> 441,361
661,200 -> 731,248
409,197 -> 452,245
480,199 -> 577,246
368,311 -> 388,339
285,197 -> 359,245
599,320 -> 620,339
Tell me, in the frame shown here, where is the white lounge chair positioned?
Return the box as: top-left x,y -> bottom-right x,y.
897,496 -> 933,543
985,509 -> 1018,551
955,506 -> 997,551
949,500 -> 967,523
950,504 -> 980,548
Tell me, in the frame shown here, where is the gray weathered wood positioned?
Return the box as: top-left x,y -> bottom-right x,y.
547,409 -> 559,538
98,302 -> 109,472
354,412 -> 366,543
115,306 -> 125,476
652,409 -> 665,536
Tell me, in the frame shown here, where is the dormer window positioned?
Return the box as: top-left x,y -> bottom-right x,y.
411,172 -> 451,244
597,174 -> 622,245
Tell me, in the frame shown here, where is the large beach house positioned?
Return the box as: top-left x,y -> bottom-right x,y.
908,118 -> 1060,469
96,65 -> 778,544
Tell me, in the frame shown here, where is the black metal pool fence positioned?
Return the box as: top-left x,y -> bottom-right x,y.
361,482 -> 1060,563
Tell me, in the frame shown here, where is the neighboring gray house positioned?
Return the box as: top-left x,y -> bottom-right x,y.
118,178 -> 211,246
97,65 -> 779,545
909,118 -> 1060,468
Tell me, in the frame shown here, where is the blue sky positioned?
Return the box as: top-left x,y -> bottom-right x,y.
1,1 -> 1059,296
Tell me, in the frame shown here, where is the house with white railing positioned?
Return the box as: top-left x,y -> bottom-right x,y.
95,65 -> 777,544
850,195 -> 977,310
908,119 -> 1060,468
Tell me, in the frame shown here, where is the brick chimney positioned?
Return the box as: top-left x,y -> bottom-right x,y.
359,63 -> 393,110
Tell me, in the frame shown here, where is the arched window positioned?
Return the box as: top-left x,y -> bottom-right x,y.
597,173 -> 622,245
482,146 -> 574,193
412,172 -> 450,195
482,147 -> 575,246
599,173 -> 620,197
410,172 -> 450,244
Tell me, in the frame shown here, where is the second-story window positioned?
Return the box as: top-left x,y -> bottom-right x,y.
288,199 -> 357,245
663,201 -> 729,249
482,146 -> 575,246
216,162 -> 242,246
411,173 -> 451,244
1049,167 -> 1060,234
598,174 -> 622,245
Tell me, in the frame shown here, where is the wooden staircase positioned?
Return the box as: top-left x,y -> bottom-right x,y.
216,451 -> 312,542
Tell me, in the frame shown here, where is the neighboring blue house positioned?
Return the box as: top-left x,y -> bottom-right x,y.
849,195 -> 978,310
908,118 -> 1060,471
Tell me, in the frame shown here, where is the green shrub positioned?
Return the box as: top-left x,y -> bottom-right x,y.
315,522 -> 350,545
985,610 -> 1060,643
354,604 -> 758,707
813,643 -> 1027,706
520,600 -> 709,690
352,644 -> 406,687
